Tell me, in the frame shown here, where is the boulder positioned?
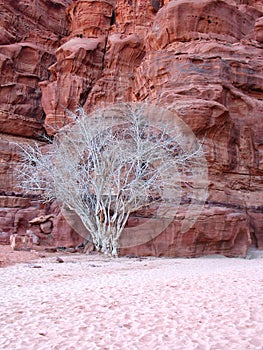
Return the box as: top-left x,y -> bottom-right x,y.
10,233 -> 33,251
255,16 -> 263,42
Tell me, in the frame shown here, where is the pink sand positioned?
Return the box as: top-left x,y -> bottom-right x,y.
0,254 -> 263,349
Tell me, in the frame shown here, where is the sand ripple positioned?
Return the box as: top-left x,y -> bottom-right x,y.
0,255 -> 263,349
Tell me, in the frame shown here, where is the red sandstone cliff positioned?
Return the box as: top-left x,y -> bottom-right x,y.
0,0 -> 262,257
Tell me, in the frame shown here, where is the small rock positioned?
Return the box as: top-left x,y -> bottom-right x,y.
26,230 -> 40,245
65,247 -> 76,253
45,247 -> 57,253
56,246 -> 66,251
40,220 -> 53,234
0,231 -> 10,245
10,233 -> 33,251
125,254 -> 138,259
75,243 -> 84,253
56,257 -> 64,263
29,214 -> 54,224
38,254 -> 46,258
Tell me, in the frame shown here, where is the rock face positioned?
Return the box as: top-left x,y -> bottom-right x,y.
0,0 -> 80,247
0,0 -> 262,257
0,0 -> 71,138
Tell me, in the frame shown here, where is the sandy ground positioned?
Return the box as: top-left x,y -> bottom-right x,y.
0,245 -> 65,268
0,247 -> 263,350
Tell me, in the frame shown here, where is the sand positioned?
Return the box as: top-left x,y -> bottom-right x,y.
0,248 -> 263,350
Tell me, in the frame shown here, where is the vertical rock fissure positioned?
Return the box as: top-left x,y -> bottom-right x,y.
101,31 -> 109,72
79,84 -> 93,107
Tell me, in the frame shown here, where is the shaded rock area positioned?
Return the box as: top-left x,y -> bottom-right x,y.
0,0 -> 262,257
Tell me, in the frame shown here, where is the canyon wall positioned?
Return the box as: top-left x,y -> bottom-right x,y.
0,0 -> 262,257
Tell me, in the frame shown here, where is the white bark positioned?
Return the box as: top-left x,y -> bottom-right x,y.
17,103 -> 205,257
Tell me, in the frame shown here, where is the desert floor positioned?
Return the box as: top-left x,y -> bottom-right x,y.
0,246 -> 263,350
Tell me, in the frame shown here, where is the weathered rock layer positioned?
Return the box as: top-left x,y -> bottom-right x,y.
0,0 -> 262,257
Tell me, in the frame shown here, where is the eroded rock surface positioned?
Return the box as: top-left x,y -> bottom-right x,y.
0,0 -> 262,256
0,0 -> 79,247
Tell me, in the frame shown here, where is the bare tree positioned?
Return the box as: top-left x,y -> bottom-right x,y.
17,103 -> 206,257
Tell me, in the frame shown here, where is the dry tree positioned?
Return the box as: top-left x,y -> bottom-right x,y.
17,103 -> 206,257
